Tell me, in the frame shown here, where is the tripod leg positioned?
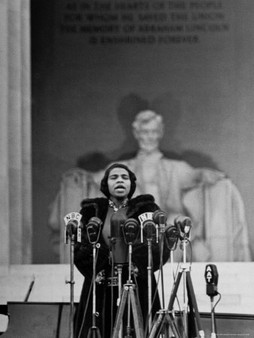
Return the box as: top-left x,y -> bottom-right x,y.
87,327 -> 102,338
167,312 -> 183,338
112,285 -> 145,338
168,270 -> 183,310
149,310 -> 182,338
146,270 -> 183,338
186,272 -> 204,338
129,287 -> 145,338
149,311 -> 166,338
112,288 -> 128,338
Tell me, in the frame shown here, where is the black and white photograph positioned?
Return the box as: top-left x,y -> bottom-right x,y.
1,0 -> 254,336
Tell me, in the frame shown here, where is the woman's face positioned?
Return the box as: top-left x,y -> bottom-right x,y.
134,119 -> 163,153
107,167 -> 131,200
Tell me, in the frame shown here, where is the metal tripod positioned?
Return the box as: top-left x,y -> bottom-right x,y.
112,233 -> 144,338
148,308 -> 182,338
148,249 -> 182,338
149,234 -> 204,338
112,281 -> 145,338
167,238 -> 204,338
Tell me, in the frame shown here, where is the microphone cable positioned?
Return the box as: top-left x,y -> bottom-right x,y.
212,292 -> 221,312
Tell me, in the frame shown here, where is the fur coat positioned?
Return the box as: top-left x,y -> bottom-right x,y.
74,194 -> 171,337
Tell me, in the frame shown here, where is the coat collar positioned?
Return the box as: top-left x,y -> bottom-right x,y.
81,194 -> 156,221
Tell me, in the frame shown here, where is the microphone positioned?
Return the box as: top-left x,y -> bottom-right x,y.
174,215 -> 192,238
110,212 -> 128,264
165,225 -> 179,251
64,212 -> 82,243
153,210 -> 167,242
153,210 -> 167,228
143,219 -> 157,241
205,264 -> 219,297
122,218 -> 139,245
138,212 -> 157,242
66,220 -> 79,236
86,217 -> 102,244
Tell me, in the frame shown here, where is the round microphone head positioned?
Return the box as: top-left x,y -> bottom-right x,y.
165,226 -> 179,250
174,215 -> 192,236
66,220 -> 80,238
86,217 -> 102,244
123,218 -> 139,244
153,210 -> 167,224
87,216 -> 102,227
143,219 -> 156,240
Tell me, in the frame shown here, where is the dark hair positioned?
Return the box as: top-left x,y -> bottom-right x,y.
100,163 -> 136,199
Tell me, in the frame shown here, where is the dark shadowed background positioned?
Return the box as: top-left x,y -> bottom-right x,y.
31,0 -> 254,263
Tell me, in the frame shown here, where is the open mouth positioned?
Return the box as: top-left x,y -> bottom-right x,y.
115,185 -> 125,191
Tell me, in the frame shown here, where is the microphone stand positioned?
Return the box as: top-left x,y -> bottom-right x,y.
182,235 -> 188,337
126,235 -> 136,337
210,296 -> 217,338
87,242 -> 101,338
148,220 -> 165,333
144,224 -> 156,334
205,264 -> 219,338
66,233 -> 76,338
86,218 -> 102,338
153,211 -> 169,310
167,233 -> 204,338
112,219 -> 144,338
112,242 -> 144,338
64,212 -> 82,338
116,263 -> 123,338
158,221 -> 166,309
148,218 -> 183,338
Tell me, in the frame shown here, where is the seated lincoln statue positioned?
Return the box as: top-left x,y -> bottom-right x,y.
48,110 -> 251,263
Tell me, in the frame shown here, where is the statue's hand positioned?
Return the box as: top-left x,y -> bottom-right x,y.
201,168 -> 226,185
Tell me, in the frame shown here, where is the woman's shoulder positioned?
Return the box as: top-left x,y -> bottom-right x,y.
128,194 -> 159,216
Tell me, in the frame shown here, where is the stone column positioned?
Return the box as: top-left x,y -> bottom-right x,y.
0,0 -> 31,265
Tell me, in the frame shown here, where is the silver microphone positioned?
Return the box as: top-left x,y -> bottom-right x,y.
64,212 -> 82,243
